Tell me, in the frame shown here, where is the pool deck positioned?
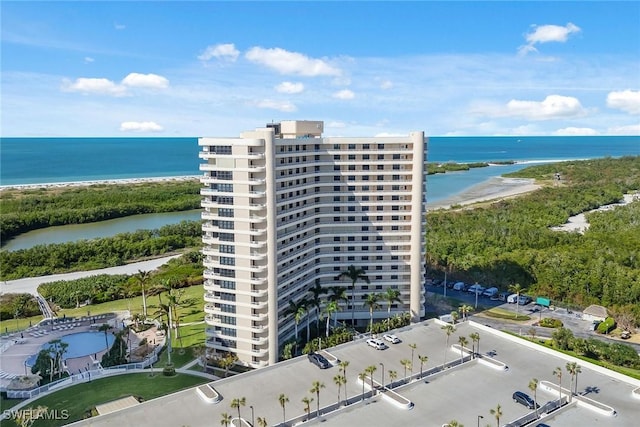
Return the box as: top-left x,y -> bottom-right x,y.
0,314 -> 163,387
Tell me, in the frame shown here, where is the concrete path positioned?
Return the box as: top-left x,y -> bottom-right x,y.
0,255 -> 181,296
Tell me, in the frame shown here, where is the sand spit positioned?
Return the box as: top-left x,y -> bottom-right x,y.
0,175 -> 200,192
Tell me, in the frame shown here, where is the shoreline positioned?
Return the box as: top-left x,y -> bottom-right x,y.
0,175 -> 201,191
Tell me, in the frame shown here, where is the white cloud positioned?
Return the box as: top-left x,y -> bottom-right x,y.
518,22 -> 581,55
506,95 -> 586,120
607,124 -> 640,135
333,89 -> 355,100
327,121 -> 346,128
245,47 -> 341,76
114,23 -> 126,30
275,81 -> 304,94
254,99 -> 297,112
606,90 -> 640,115
120,121 -> 163,132
198,43 -> 240,62
554,127 -> 599,136
84,57 -> 94,63
121,73 -> 169,89
61,77 -> 127,96
380,80 -> 393,90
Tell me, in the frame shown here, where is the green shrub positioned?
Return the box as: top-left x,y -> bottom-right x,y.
539,317 -> 563,328
596,317 -> 616,334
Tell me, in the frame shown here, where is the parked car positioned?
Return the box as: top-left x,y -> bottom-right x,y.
507,294 -> 519,304
308,352 -> 331,369
453,282 -> 466,291
483,287 -> 499,298
518,296 -> 532,305
383,333 -> 401,344
467,284 -> 486,294
366,338 -> 387,350
513,391 -> 537,409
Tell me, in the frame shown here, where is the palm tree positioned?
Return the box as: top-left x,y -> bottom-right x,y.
447,420 -> 464,427
382,287 -> 401,330
324,300 -> 340,338
469,332 -> 480,358
220,412 -> 232,427
566,362 -> 581,401
400,359 -> 411,382
310,380 -> 325,417
338,360 -> 350,402
301,396 -> 313,420
154,302 -> 173,365
441,324 -> 456,366
278,393 -> 289,426
230,397 -> 246,423
135,270 -> 151,318
418,355 -> 429,378
308,282 -> 328,335
363,293 -> 381,333
458,336 -> 469,363
553,366 -> 563,403
257,417 -> 268,427
459,304 -> 474,321
286,299 -> 307,355
489,404 -> 502,427
529,378 -> 539,419
220,352 -> 238,378
98,323 -> 112,350
336,265 -> 370,326
333,374 -> 346,406
327,285 -> 348,327
450,310 -> 459,324
408,343 -> 417,377
388,370 -> 398,386
358,372 -> 368,400
365,365 -> 377,394
508,283 -> 525,319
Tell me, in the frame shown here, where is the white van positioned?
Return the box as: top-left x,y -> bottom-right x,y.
483,287 -> 499,298
467,284 -> 485,294
507,294 -> 519,304
453,282 -> 466,291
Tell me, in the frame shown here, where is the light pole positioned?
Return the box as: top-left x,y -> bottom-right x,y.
250,405 -> 254,427
475,288 -> 479,309
477,414 -> 483,427
379,363 -> 385,389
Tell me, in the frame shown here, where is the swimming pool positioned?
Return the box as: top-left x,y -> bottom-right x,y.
26,331 -> 115,366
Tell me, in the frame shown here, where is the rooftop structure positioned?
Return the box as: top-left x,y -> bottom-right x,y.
199,121 -> 427,367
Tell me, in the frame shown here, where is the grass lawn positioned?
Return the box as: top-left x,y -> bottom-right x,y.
483,307 -> 531,321
156,323 -> 206,368
4,373 -> 208,427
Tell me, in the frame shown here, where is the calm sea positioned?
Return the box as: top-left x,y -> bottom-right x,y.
1,135 -> 638,196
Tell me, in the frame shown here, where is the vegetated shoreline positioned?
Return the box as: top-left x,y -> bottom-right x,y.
0,175 -> 201,192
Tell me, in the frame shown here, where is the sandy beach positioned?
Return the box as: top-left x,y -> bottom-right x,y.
0,175 -> 200,192
426,177 -> 541,211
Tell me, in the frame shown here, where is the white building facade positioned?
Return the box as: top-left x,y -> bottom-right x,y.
199,121 -> 427,368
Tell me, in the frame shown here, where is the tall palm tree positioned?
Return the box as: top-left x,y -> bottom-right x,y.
220,412 -> 232,427
529,378 -> 539,419
553,366 -> 563,403
489,404 -> 502,427
327,285 -> 348,327
301,396 -> 313,420
469,332 -> 480,359
135,270 -> 151,318
310,380 -> 325,417
382,287 -> 402,330
447,420 -> 464,427
333,374 -> 346,406
230,397 -> 246,423
336,265 -> 370,326
338,360 -> 350,402
408,343 -> 417,375
458,336 -> 469,363
388,370 -> 398,386
98,323 -> 112,350
418,354 -> 429,378
363,293 -> 381,333
450,310 -> 459,324
278,393 -> 289,426
286,299 -> 307,355
308,282 -> 328,336
358,372 -> 368,400
400,359 -> 411,382
566,362 -> 581,401
441,324 -> 456,366
459,304 -> 474,321
365,365 -> 377,394
153,302 -> 173,365
508,283 -> 525,319
257,417 -> 268,427
324,300 -> 340,338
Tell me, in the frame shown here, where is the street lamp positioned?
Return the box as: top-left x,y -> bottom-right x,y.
379,363 -> 385,390
249,405 -> 254,427
477,414 -> 483,427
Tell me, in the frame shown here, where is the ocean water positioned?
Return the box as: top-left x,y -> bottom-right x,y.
1,135 -> 638,193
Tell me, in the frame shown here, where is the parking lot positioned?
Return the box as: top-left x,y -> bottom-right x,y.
72,319 -> 640,427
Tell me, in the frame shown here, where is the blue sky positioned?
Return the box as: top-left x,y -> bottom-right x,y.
1,1 -> 639,137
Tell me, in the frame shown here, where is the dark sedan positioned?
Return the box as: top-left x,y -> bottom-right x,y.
308,352 -> 331,369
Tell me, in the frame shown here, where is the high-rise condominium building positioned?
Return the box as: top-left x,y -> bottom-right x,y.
199,121 -> 427,368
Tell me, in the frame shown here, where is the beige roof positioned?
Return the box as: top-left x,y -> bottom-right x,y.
582,304 -> 608,319
95,396 -> 140,416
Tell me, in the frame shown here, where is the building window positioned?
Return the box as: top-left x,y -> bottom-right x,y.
220,256 -> 235,266
219,208 -> 234,217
